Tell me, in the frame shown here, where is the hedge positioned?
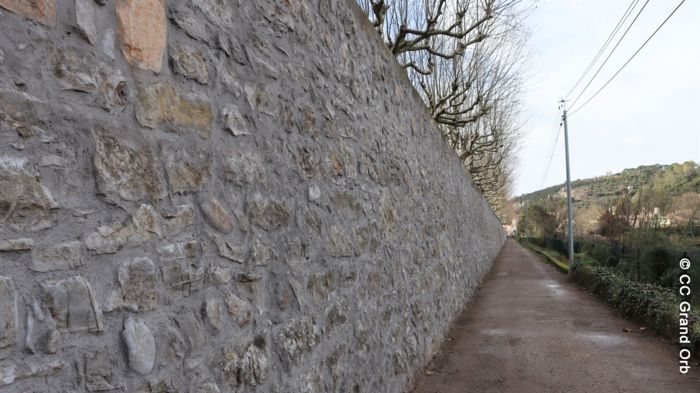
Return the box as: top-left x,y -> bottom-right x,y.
571,261 -> 700,351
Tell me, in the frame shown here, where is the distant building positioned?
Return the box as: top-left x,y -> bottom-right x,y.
502,217 -> 518,237
652,207 -> 671,228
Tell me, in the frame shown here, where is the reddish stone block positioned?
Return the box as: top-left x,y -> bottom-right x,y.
115,0 -> 166,73
0,0 -> 56,26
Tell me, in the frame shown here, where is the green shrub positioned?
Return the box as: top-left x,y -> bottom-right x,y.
570,263 -> 593,288
538,242 -> 700,351
580,240 -> 612,267
573,253 -> 596,266
576,264 -> 699,347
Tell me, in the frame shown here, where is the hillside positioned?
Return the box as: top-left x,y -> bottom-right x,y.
516,161 -> 700,205
510,161 -> 700,237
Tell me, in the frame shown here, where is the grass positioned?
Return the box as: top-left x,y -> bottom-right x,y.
522,241 -> 570,273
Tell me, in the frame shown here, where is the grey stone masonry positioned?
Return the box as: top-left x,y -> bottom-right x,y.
0,0 -> 505,392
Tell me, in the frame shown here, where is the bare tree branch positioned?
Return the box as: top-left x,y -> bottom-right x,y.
357,0 -> 532,216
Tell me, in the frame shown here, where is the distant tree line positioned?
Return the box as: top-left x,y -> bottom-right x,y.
517,161 -> 700,294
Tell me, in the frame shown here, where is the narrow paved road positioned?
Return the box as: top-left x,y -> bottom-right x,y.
412,239 -> 700,393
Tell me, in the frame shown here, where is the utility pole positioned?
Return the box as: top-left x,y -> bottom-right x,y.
561,100 -> 574,269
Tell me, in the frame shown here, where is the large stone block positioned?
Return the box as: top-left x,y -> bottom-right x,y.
162,204 -> 197,235
277,317 -> 320,367
122,317 -> 155,375
0,238 -> 34,251
325,303 -> 348,333
162,262 -> 206,295
30,241 -> 82,272
0,89 -> 52,144
170,43 -> 209,84
75,0 -> 98,44
325,224 -> 371,257
0,0 -> 56,26
93,130 -> 167,202
0,156 -> 58,230
41,276 -> 103,333
158,241 -> 204,295
244,85 -> 278,117
221,342 -> 268,388
192,0 -> 236,28
224,292 -> 252,327
115,0 -> 166,73
157,241 -> 199,261
135,82 -> 213,138
208,265 -> 232,286
106,257 -> 158,312
245,193 -> 289,231
203,296 -> 223,331
306,272 -> 335,303
161,147 -> 210,194
168,4 -> 213,44
84,204 -> 159,254
25,300 -> 59,355
166,308 -> 206,360
53,48 -> 128,112
85,204 -> 194,254
0,359 -> 63,388
84,351 -> 124,391
0,276 -> 18,359
199,196 -> 234,234
214,236 -> 245,263
221,105 -> 250,136
250,236 -> 271,266
221,149 -> 261,185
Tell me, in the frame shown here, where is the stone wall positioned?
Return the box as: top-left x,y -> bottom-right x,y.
0,0 -> 506,392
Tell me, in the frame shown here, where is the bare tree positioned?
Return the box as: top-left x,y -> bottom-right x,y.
359,1 -> 504,68
358,0 -> 530,215
672,192 -> 700,236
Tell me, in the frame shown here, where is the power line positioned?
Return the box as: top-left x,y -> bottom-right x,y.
568,0 -> 650,110
570,0 -> 687,117
540,102 -> 564,188
541,120 -> 563,187
564,0 -> 639,99
541,111 -> 561,170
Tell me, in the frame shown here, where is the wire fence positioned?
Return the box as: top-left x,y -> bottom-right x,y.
523,234 -> 700,305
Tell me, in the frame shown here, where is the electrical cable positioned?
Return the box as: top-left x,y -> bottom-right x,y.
541,111 -> 561,169
569,0 -> 687,116
568,0 -> 650,109
541,116 -> 563,188
564,0 -> 639,99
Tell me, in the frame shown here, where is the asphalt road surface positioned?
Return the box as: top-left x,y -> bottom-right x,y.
412,239 -> 700,393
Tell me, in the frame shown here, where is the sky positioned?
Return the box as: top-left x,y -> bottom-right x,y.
514,0 -> 700,197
